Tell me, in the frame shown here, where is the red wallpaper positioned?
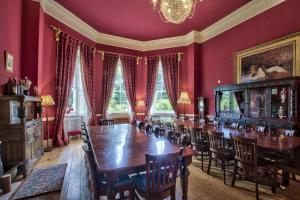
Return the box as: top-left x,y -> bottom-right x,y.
200,0 -> 300,114
2,0 -> 300,139
0,0 -> 22,88
21,0 -> 40,91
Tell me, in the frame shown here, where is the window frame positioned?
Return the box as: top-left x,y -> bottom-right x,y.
66,48 -> 88,117
107,59 -> 130,114
151,61 -> 175,115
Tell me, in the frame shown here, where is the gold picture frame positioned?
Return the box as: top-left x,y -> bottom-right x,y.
235,32 -> 300,83
5,51 -> 14,73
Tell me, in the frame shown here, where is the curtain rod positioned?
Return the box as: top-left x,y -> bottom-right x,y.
96,50 -> 141,59
49,25 -> 96,51
145,52 -> 185,59
50,25 -> 185,61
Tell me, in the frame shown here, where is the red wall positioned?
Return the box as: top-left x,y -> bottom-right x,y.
37,10 -> 98,138
200,0 -> 300,115
0,0 -> 22,88
3,0 -> 300,139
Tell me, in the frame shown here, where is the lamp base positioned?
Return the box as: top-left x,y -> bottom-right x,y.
44,147 -> 53,152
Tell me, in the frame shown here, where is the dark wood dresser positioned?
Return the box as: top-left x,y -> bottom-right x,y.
214,77 -> 300,133
0,95 -> 43,177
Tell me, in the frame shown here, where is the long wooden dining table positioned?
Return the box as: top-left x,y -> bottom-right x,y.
87,124 -> 195,200
176,121 -> 300,151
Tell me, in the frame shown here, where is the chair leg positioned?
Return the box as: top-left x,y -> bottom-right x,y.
120,192 -> 125,199
255,180 -> 259,200
231,160 -> 237,187
222,160 -> 226,184
171,187 -> 176,200
129,188 -> 135,200
207,152 -> 212,175
201,151 -> 204,171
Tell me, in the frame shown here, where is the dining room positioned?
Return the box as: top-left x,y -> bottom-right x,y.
1,0 -> 300,199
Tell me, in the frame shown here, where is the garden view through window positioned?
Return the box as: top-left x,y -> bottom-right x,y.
151,61 -> 174,113
68,48 -> 88,116
108,59 -> 129,113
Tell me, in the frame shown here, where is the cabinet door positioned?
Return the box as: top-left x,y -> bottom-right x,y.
34,122 -> 43,157
25,125 -> 35,173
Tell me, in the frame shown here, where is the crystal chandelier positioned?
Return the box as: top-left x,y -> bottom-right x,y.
152,0 -> 200,24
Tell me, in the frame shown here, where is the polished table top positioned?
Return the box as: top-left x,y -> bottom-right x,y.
176,121 -> 300,151
88,124 -> 195,173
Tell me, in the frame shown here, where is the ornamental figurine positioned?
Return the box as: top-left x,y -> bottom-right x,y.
20,76 -> 32,95
280,88 -> 287,103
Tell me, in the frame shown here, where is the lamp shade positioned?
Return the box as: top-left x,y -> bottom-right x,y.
137,100 -> 145,107
41,95 -> 55,106
177,92 -> 191,104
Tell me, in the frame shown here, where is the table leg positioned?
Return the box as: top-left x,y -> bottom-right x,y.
180,158 -> 190,200
106,173 -> 117,200
282,171 -> 290,187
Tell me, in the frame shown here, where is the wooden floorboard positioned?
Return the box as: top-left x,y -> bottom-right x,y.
35,139 -> 300,200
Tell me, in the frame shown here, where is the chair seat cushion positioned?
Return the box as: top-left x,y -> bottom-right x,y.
194,142 -> 209,152
68,130 -> 81,136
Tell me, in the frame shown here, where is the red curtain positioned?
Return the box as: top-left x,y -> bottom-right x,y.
161,54 -> 179,114
120,56 -> 137,121
53,32 -> 79,146
145,57 -> 159,114
80,44 -> 97,125
101,53 -> 119,118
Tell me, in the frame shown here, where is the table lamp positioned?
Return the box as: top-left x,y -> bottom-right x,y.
41,95 -> 55,152
177,91 -> 191,118
137,100 -> 145,117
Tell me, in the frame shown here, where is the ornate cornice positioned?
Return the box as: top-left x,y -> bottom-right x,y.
40,0 -> 285,51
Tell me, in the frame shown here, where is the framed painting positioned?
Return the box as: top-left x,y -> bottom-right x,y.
5,51 -> 14,73
235,33 -> 300,83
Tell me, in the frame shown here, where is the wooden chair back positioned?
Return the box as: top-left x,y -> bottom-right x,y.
281,129 -> 296,136
145,124 -> 153,134
190,129 -> 201,147
207,131 -> 225,154
230,123 -> 239,129
145,149 -> 183,195
101,119 -> 115,125
231,135 -> 257,166
154,127 -> 166,138
82,144 -> 99,198
256,126 -> 266,133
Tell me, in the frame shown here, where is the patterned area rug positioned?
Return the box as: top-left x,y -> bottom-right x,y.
13,164 -> 67,200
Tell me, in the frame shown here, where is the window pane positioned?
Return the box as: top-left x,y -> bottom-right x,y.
151,61 -> 174,113
67,48 -> 88,116
108,59 -> 129,113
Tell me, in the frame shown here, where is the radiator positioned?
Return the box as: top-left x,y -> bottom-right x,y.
64,115 -> 82,134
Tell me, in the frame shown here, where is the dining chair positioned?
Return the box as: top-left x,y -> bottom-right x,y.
132,149 -> 183,200
256,126 -> 266,133
230,123 -> 239,129
101,119 -> 115,125
154,127 -> 166,138
145,124 -> 153,134
190,128 -> 209,171
231,135 -> 277,200
82,144 -> 135,200
281,129 -> 296,136
207,131 -> 234,184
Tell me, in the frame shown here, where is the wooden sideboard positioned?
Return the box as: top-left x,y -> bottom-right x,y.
0,95 -> 43,177
214,77 -> 300,132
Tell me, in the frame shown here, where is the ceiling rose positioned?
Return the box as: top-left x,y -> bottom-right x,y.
152,0 -> 201,24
